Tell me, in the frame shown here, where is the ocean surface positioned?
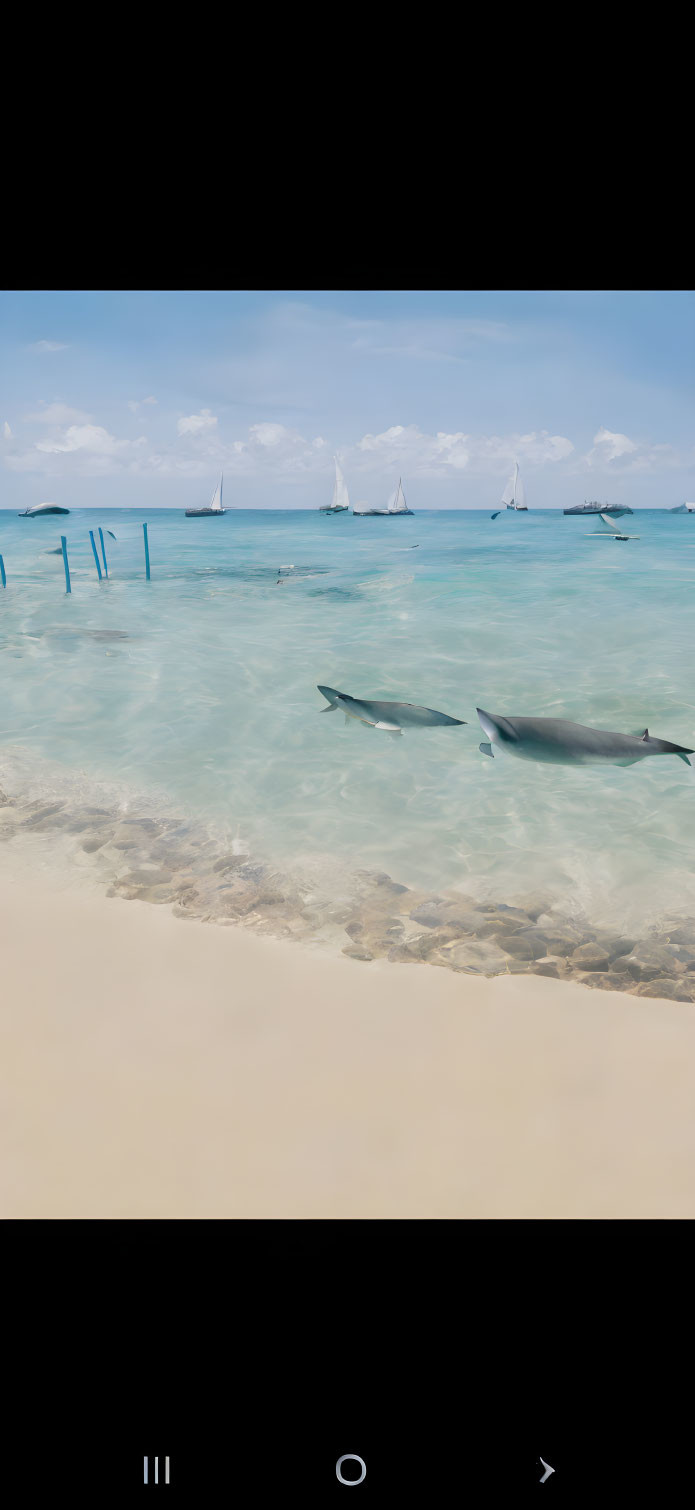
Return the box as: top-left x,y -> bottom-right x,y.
1,507 -> 695,936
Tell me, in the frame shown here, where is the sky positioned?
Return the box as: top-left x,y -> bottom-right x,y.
0,290 -> 693,509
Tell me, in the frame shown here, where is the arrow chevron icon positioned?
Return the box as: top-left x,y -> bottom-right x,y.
539,1457 -> 555,1483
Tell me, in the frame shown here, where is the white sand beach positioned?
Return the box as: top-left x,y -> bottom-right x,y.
2,860 -> 695,1219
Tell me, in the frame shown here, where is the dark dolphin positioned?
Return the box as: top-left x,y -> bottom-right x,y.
477,709 -> 693,767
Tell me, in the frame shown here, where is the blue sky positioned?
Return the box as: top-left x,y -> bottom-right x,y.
1,290 -> 693,508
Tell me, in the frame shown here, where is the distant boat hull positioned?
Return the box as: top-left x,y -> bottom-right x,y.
184,508 -> 226,517
564,504 -> 632,516
354,509 -> 414,517
19,504 -> 70,516
319,505 -> 349,513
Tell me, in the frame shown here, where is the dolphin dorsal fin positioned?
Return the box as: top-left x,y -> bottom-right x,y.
642,729 -> 649,740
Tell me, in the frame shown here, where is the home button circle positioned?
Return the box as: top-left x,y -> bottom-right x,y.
336,1454 -> 367,1486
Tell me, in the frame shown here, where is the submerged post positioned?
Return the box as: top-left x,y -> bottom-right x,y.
61,536 -> 71,594
98,526 -> 108,577
0,554 -> 6,588
143,521 -> 151,581
89,530 -> 103,580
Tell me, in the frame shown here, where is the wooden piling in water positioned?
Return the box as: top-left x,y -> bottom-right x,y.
89,530 -> 103,580
143,522 -> 151,580
0,554 -> 6,588
61,536 -> 71,594
98,526 -> 108,576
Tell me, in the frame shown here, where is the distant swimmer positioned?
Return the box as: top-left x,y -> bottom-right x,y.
477,708 -> 693,767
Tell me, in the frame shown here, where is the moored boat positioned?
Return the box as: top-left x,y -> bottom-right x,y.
564,500 -> 632,516
185,473 -> 225,516
18,502 -> 70,516
501,462 -> 527,511
353,478 -> 413,516
319,458 -> 350,512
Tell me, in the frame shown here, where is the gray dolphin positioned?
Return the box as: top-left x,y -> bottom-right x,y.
477,708 -> 693,767
318,685 -> 466,734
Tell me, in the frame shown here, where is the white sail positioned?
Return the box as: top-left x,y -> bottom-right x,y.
501,466 -> 516,507
209,473 -> 223,511
332,458 -> 350,511
501,461 -> 526,509
387,479 -> 409,513
352,501 -> 372,514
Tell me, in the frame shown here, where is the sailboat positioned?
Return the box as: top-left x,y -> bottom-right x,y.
185,473 -> 225,517
501,462 -> 527,511
353,478 -> 413,517
320,458 -> 350,513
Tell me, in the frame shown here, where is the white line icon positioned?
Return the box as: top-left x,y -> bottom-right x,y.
336,1454 -> 367,1486
144,1457 -> 170,1485
539,1457 -> 555,1483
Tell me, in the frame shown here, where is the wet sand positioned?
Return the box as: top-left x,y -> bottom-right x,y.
2,868 -> 695,1218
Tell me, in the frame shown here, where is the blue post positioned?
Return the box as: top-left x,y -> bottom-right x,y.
89,530 -> 103,580
0,554 -> 6,588
98,526 -> 108,577
143,521 -> 151,580
61,536 -> 71,594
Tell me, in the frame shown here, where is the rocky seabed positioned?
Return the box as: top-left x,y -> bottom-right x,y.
1,782 -> 694,1004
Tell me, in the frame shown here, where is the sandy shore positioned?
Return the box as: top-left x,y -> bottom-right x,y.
2,863 -> 695,1218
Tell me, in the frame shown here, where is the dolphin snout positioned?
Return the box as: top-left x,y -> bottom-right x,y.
477,708 -> 498,741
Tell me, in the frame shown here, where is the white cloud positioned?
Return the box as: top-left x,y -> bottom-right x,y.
354,424 -> 571,476
128,395 -> 158,412
589,426 -> 638,463
24,403 -> 90,425
249,422 -> 299,448
177,408 -> 218,436
36,424 -> 124,455
2,421 -> 11,439
30,340 -> 68,352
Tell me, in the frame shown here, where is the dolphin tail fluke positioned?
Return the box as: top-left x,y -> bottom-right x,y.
676,752 -> 692,766
320,703 -> 339,712
479,741 -> 494,758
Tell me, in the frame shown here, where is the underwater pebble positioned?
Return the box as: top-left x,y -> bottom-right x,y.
634,978 -> 694,1002
570,942 -> 613,972
496,932 -> 545,961
611,942 -> 682,981
444,939 -> 511,975
525,926 -> 584,957
575,971 -> 630,993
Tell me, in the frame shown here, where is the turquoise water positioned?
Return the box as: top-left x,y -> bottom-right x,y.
1,508 -> 694,932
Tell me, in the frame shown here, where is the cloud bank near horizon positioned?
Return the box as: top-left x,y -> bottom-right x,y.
1,408 -> 688,490
1,292 -> 692,505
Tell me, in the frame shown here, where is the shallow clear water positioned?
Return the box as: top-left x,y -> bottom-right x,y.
1,508 -> 694,932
